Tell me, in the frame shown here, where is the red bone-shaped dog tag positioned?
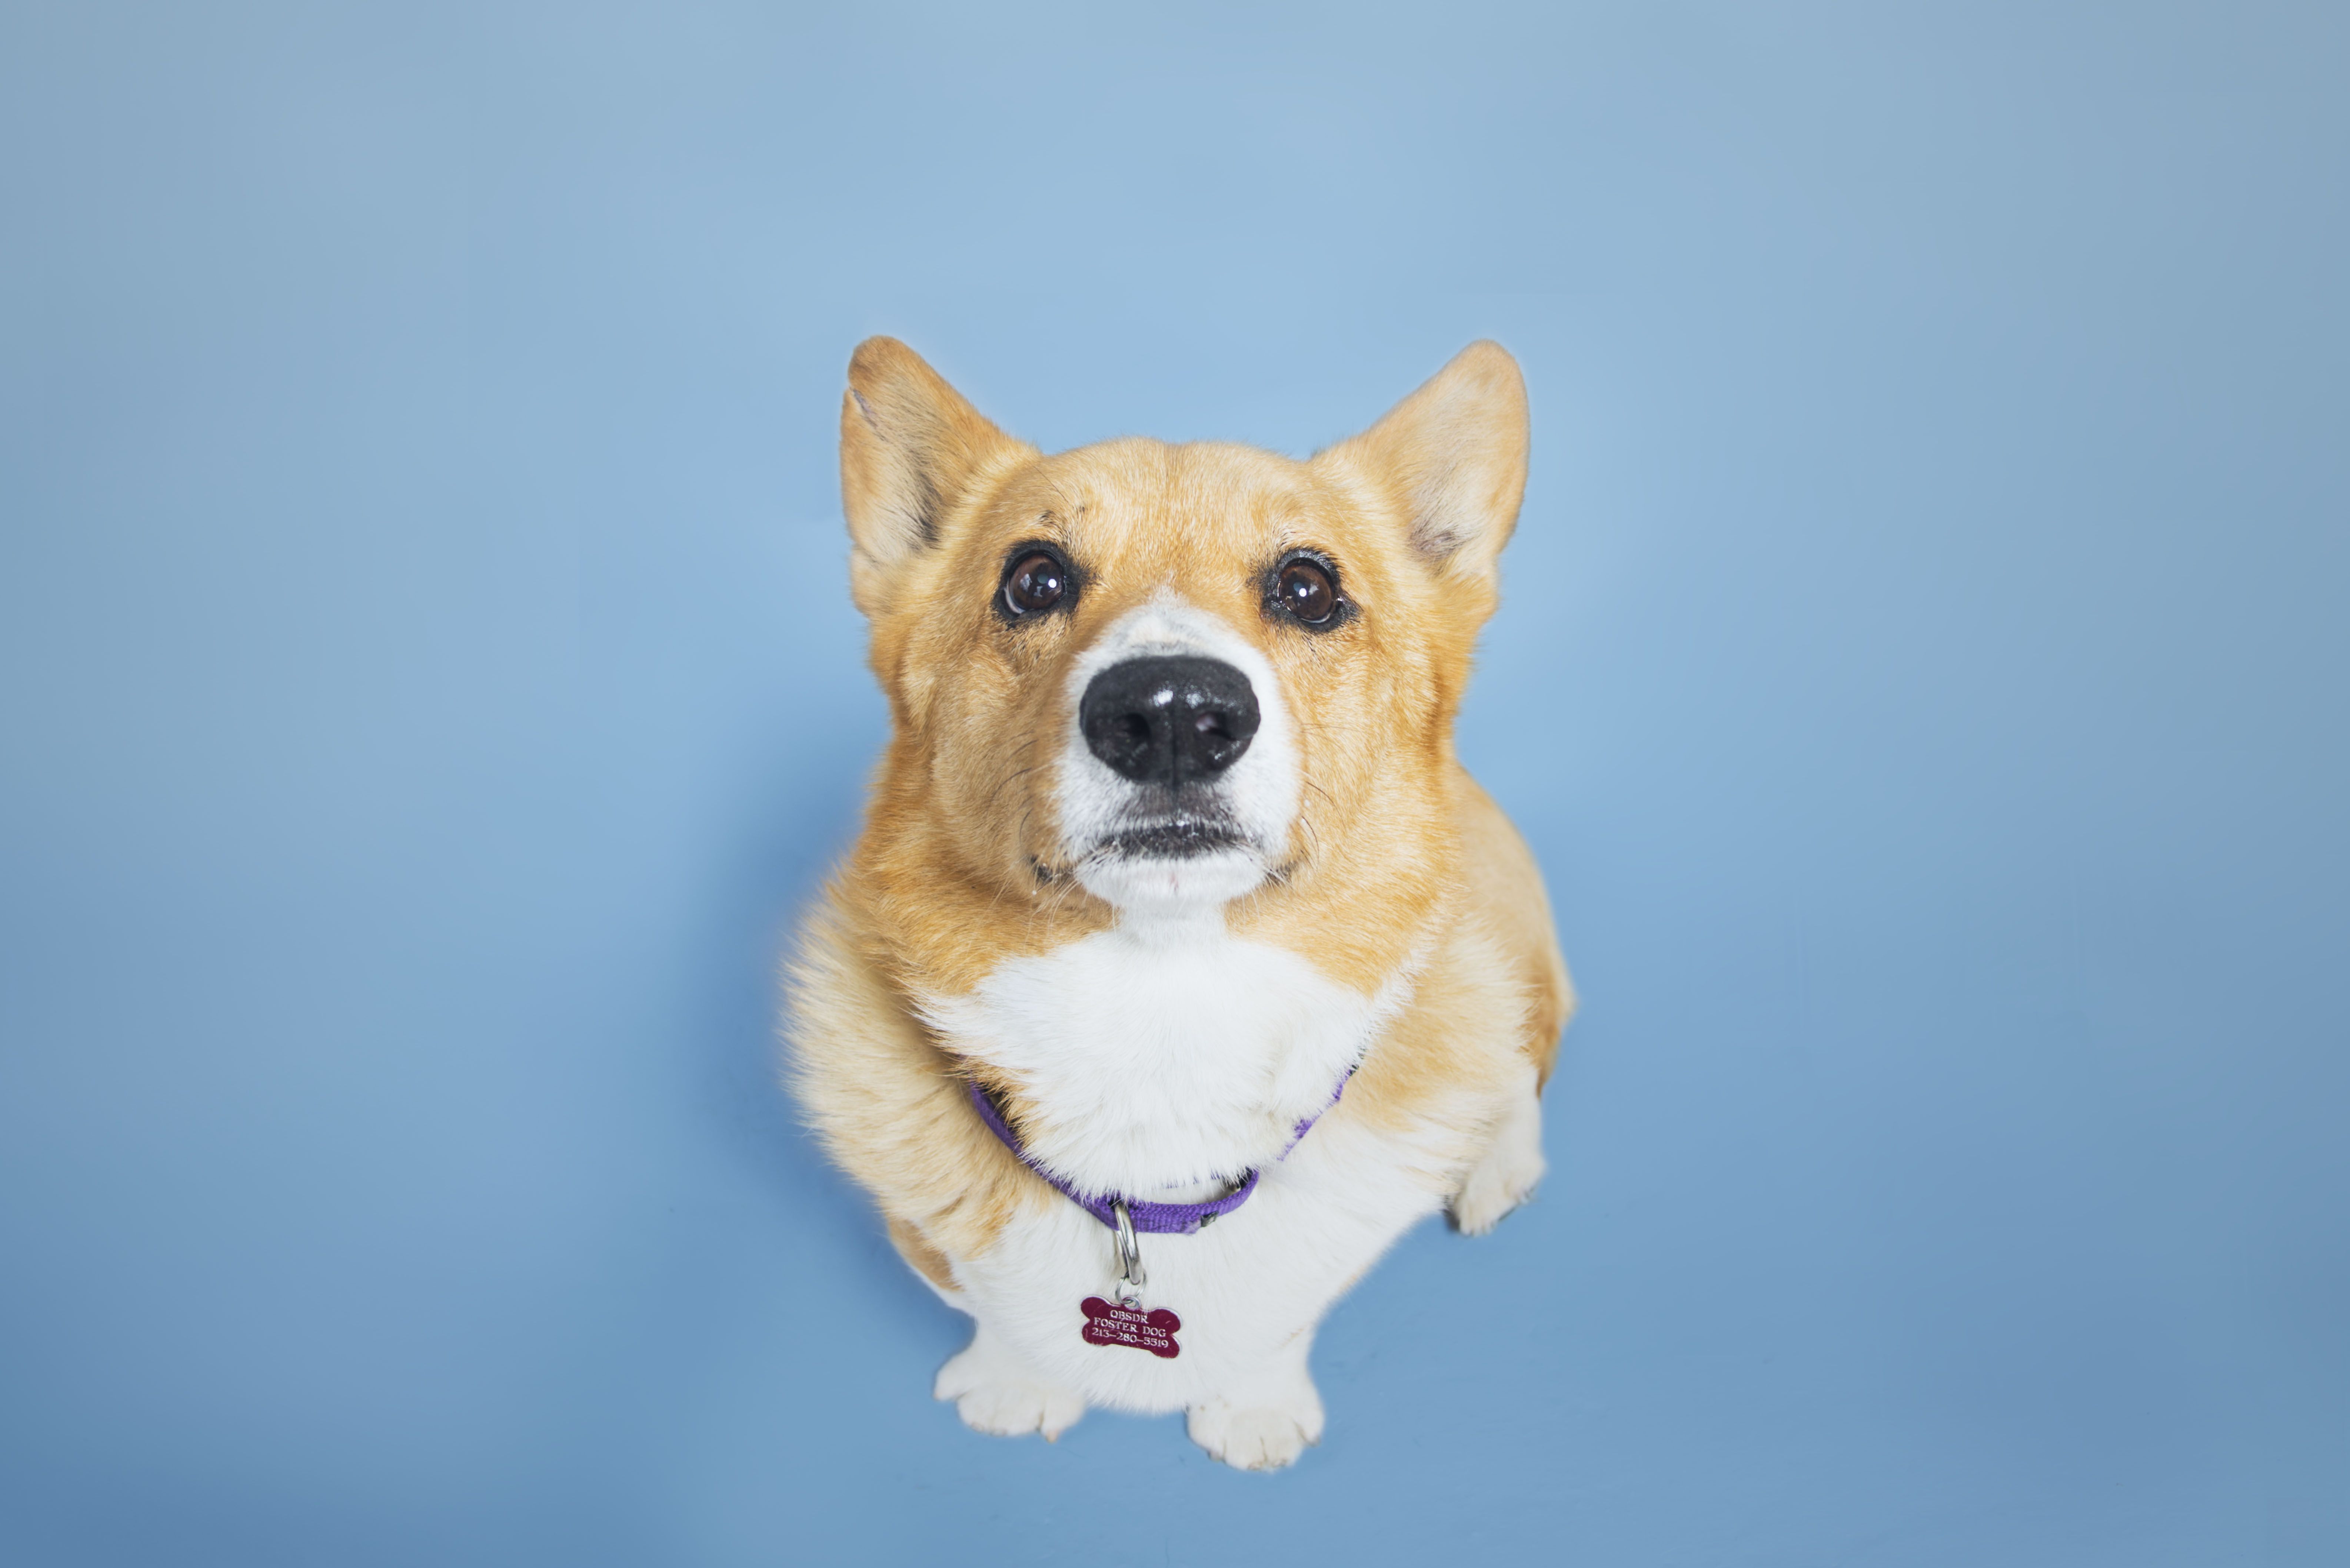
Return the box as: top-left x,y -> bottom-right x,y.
1080,1297 -> 1181,1358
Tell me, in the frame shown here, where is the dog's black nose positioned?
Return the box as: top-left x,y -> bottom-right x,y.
1079,656 -> 1261,787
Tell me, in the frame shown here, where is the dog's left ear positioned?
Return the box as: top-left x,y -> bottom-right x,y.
1324,341 -> 1529,594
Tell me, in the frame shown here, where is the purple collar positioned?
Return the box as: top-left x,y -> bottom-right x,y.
965,1070 -> 1352,1235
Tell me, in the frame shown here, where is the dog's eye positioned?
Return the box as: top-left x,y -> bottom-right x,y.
1002,551 -> 1069,616
1275,557 -> 1339,625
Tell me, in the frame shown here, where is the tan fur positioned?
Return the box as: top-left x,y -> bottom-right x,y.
786,900 -> 1051,1262
887,1216 -> 957,1294
1455,774 -> 1577,1086
788,338 -> 1572,1268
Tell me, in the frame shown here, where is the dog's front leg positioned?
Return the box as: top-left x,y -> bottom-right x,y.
934,1319 -> 1088,1441
1186,1329 -> 1325,1471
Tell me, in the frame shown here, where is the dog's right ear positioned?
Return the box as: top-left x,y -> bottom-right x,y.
840,338 -> 1030,617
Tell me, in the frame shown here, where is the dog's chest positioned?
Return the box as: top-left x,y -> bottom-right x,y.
922,916 -> 1405,1199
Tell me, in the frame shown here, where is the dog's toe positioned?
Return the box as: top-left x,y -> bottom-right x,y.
935,1334 -> 1085,1440
948,1379 -> 1085,1440
1448,1158 -> 1541,1235
1187,1398 -> 1319,1471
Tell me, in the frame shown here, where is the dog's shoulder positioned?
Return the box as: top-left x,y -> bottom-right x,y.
1451,768 -> 1575,1084
784,891 -> 1049,1264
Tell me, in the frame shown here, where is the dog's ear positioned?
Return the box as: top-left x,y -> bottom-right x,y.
840,338 -> 1029,615
1325,341 -> 1529,592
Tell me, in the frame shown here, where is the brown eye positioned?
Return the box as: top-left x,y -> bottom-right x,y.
1002,551 -> 1069,616
1276,557 -> 1339,625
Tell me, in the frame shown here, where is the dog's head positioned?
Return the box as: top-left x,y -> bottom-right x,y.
840,339 -> 1528,924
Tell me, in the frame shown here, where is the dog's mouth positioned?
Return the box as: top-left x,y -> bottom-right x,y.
1092,818 -> 1252,861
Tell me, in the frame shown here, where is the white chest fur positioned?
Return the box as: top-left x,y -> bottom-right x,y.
914,911 -> 1531,1425
921,912 -> 1412,1200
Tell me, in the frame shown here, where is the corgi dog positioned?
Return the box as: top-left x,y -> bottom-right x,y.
788,338 -> 1572,1470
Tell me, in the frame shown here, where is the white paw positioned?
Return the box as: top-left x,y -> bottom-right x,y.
1449,1077 -> 1545,1235
1449,1148 -> 1542,1234
1187,1391 -> 1324,1471
934,1332 -> 1085,1440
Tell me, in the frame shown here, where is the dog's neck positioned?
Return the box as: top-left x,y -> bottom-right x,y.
920,903 -> 1421,1201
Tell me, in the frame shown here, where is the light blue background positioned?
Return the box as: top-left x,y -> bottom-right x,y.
3,3 -> 2344,1563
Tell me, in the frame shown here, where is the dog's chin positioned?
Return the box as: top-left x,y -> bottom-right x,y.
1073,826 -> 1270,913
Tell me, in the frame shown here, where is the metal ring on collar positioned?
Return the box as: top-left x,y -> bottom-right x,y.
1112,1200 -> 1146,1289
